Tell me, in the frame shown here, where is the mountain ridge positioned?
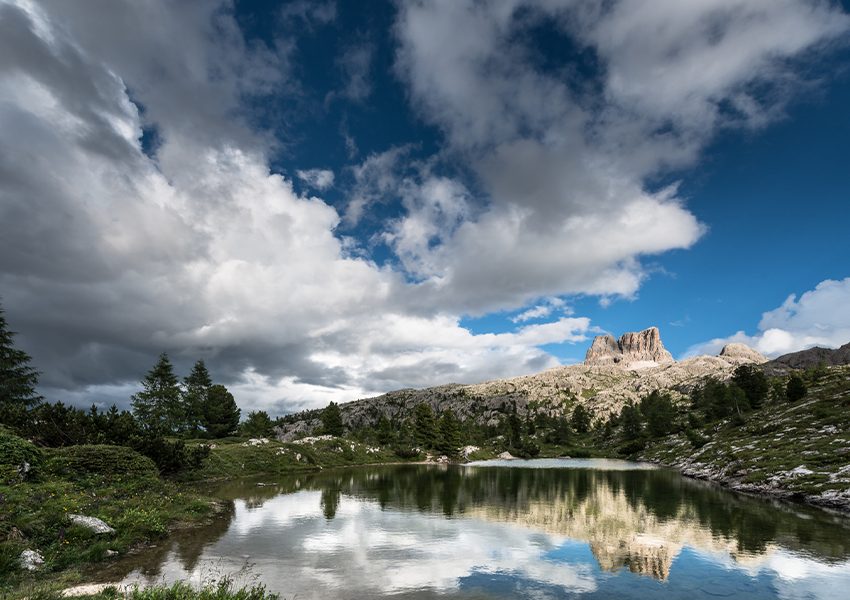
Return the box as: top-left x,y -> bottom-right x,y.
276,328 -> 772,441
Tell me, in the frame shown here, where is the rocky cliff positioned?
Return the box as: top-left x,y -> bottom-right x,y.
584,327 -> 674,368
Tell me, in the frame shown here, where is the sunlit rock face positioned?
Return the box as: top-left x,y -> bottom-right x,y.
584,327 -> 675,368
718,343 -> 769,365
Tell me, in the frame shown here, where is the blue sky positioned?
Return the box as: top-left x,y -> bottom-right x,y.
1,0 -> 849,415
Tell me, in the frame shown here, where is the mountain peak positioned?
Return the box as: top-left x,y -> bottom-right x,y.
584,327 -> 674,369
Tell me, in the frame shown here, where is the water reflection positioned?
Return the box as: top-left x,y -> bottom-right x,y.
103,461 -> 850,599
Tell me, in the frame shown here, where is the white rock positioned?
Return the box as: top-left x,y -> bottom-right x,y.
19,549 -> 44,571
69,514 -> 115,534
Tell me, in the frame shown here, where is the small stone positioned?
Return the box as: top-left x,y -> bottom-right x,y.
69,514 -> 115,534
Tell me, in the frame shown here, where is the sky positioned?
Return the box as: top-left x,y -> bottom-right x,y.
1,0 -> 849,417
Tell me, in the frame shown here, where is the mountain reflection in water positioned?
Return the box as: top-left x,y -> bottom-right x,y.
98,460 -> 850,599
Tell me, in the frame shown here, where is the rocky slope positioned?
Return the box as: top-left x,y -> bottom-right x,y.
276,328 -> 768,441
639,364 -> 850,513
764,342 -> 850,375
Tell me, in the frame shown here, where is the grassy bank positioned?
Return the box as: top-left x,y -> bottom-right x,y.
0,442 -> 222,596
637,365 -> 850,511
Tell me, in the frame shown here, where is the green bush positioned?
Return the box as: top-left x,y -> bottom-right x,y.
685,428 -> 710,448
0,432 -> 44,482
616,440 -> 646,456
47,445 -> 158,478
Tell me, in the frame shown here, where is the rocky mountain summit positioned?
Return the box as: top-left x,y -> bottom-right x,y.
584,327 -> 674,368
276,328 -> 770,441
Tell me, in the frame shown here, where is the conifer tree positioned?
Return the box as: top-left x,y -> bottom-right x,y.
201,384 -> 241,438
414,402 -> 436,448
131,352 -> 182,433
377,415 -> 395,446
322,401 -> 344,437
570,404 -> 591,434
436,408 -> 461,455
786,373 -> 807,402
182,359 -> 213,435
0,299 -> 43,423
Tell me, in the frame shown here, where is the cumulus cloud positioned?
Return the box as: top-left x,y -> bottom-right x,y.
385,0 -> 848,313
297,168 -> 335,191
683,278 -> 850,359
1,0 -> 848,415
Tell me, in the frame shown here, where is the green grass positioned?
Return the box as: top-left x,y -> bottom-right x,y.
0,445 -> 217,593
637,365 -> 850,502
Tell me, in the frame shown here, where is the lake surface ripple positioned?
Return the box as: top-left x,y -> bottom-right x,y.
98,459 -> 850,599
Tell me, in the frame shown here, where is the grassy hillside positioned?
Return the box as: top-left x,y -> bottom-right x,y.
637,365 -> 850,511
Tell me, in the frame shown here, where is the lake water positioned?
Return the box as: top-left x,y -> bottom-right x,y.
97,459 -> 850,599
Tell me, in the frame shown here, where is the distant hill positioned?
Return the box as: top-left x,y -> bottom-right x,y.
276,328 -> 771,441
765,342 -> 850,375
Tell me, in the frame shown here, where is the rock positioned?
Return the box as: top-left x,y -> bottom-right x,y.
69,514 -> 115,534
19,549 -> 44,571
718,343 -> 769,364
498,451 -> 515,460
584,327 -> 674,368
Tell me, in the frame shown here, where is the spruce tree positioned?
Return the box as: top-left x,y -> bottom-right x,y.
322,401 -> 344,437
570,404 -> 591,434
131,352 -> 182,433
202,384 -> 241,438
414,402 -> 436,448
182,359 -> 213,435
436,408 -> 461,455
0,299 -> 43,423
786,373 -> 807,402
377,415 -> 395,446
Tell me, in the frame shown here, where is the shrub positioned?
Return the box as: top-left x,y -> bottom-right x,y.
47,445 -> 158,478
616,439 -> 645,455
685,428 -> 710,448
0,432 -> 43,482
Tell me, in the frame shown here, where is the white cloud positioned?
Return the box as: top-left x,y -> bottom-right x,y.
387,0 -> 847,313
296,168 -> 335,191
512,298 -> 568,323
683,278 -> 850,359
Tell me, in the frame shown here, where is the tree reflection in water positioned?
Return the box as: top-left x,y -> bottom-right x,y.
101,461 -> 850,595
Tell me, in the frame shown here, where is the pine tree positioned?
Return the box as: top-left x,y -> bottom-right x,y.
131,352 -> 182,433
0,299 -> 43,423
182,359 -> 213,435
786,373 -> 807,402
570,404 -> 591,434
414,402 -> 436,448
201,384 -> 241,438
436,408 -> 461,455
377,415 -> 395,446
322,401 -> 344,437
241,410 -> 274,438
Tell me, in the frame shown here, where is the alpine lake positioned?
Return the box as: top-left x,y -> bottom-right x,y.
93,459 -> 850,599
